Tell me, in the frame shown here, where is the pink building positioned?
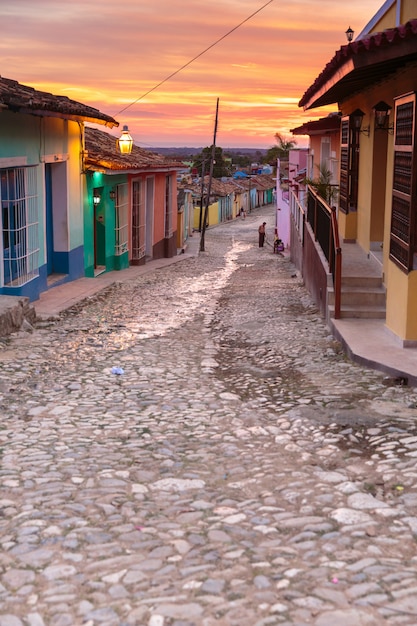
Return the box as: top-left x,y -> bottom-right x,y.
288,148 -> 309,187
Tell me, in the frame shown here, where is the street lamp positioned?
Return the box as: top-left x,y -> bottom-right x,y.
117,125 -> 133,154
373,101 -> 394,133
345,26 -> 354,42
350,109 -> 370,136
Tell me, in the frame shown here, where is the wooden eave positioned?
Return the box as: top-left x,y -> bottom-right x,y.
9,107 -> 117,127
0,75 -> 118,127
299,19 -> 417,110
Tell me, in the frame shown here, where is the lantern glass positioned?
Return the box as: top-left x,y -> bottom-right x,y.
350,109 -> 365,131
345,26 -> 354,42
373,101 -> 391,129
117,125 -> 133,155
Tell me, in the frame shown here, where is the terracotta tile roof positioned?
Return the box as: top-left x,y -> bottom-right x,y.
249,174 -> 277,190
210,178 -> 241,196
84,127 -> 182,172
229,174 -> 276,193
178,174 -> 276,197
299,19 -> 417,110
0,75 -> 117,127
291,113 -> 341,136
178,176 -> 239,195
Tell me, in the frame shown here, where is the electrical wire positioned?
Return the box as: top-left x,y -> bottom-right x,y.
114,0 -> 274,117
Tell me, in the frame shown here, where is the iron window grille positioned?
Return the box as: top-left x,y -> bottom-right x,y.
1,166 -> 39,287
114,183 -> 129,256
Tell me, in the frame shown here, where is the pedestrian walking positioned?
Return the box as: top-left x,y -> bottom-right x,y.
258,222 -> 266,247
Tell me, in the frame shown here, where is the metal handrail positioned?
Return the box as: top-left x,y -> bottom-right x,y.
289,185 -> 305,244
330,206 -> 342,320
307,185 -> 342,319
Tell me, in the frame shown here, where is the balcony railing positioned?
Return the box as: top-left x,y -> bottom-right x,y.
289,185 -> 305,245
306,185 -> 342,319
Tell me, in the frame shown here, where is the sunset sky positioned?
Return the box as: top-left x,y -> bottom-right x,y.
1,0 -> 383,149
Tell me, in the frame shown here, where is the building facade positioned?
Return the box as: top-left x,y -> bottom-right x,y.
0,76 -> 117,301
298,0 -> 417,344
84,127 -> 181,276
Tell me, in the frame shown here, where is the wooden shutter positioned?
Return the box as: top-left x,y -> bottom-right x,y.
339,116 -> 359,214
339,118 -> 349,213
390,93 -> 417,272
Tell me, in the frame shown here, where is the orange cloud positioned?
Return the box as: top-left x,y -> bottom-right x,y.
0,0 -> 383,147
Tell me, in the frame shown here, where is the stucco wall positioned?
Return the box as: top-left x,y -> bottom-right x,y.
302,223 -> 329,319
368,0 -> 416,34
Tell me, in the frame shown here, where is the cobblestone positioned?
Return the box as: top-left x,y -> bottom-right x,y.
0,205 -> 417,624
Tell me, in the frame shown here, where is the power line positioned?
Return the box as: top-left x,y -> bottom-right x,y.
114,0 -> 274,117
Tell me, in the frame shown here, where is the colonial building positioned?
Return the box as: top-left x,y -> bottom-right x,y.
0,75 -> 117,300
84,127 -> 181,276
297,0 -> 417,345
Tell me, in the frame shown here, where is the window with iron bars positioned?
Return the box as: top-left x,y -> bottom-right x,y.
164,175 -> 173,238
1,166 -> 39,287
115,183 -> 129,256
131,179 -> 145,260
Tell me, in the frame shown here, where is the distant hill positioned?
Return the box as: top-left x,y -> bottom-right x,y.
149,147 -> 268,160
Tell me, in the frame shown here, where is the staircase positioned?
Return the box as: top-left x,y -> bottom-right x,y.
327,244 -> 386,320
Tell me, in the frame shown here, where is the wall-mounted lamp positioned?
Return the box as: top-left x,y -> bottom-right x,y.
345,26 -> 354,42
109,189 -> 116,201
373,101 -> 394,133
117,125 -> 133,155
350,109 -> 370,136
93,191 -> 101,205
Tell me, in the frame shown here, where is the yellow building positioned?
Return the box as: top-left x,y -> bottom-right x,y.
299,0 -> 417,345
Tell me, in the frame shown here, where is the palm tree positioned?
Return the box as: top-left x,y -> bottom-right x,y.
265,133 -> 297,163
304,163 -> 339,206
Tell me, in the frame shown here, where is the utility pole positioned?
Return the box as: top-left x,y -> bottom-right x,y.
198,159 -> 206,232
200,98 -> 219,253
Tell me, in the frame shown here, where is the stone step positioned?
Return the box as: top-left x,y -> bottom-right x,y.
328,286 -> 386,307
341,275 -> 384,288
328,303 -> 386,319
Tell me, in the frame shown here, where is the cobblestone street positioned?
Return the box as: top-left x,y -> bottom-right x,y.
1,205 -> 417,626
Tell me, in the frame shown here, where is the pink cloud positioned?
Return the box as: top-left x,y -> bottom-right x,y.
1,0 -> 382,147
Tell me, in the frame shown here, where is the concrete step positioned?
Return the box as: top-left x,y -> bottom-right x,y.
328,286 -> 386,308
328,303 -> 386,319
341,275 -> 384,288
327,262 -> 386,319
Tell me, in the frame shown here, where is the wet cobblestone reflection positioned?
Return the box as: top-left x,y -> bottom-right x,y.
0,205 -> 417,626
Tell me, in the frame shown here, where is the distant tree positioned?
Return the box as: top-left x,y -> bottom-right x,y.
224,151 -> 250,169
194,146 -> 230,178
265,133 -> 297,164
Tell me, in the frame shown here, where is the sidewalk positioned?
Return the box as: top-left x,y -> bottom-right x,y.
34,227 -> 417,386
331,318 -> 417,386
